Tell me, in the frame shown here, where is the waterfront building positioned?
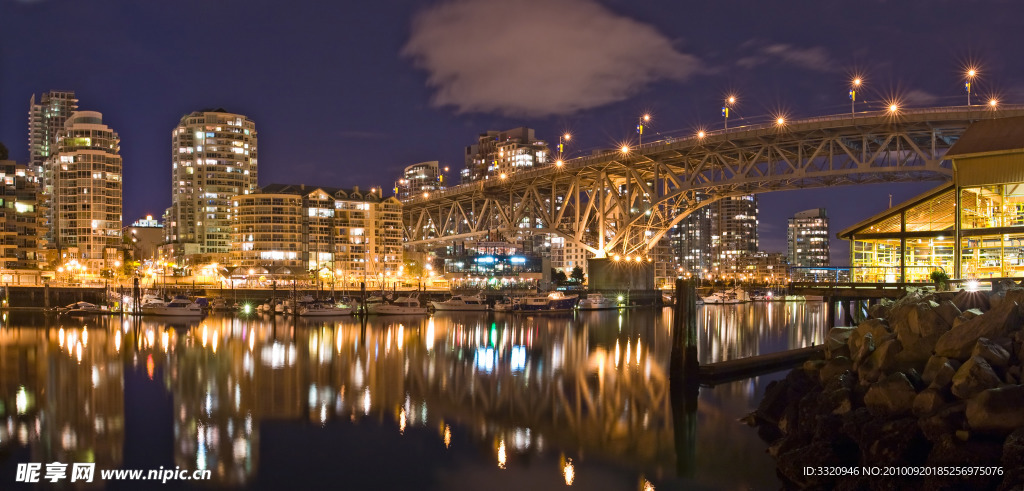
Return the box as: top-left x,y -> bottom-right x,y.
736,251 -> 789,283
0,158 -> 43,274
841,115 -> 1024,282
27,90 -> 77,249
394,161 -> 446,201
229,184 -> 402,286
126,215 -> 163,263
461,127 -> 549,183
52,111 -> 122,272
164,109 -> 257,267
549,236 -> 591,279
671,194 -> 758,279
788,208 -> 830,268
670,192 -> 713,276
439,240 -> 545,289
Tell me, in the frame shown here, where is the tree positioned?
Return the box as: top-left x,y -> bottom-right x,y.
570,266 -> 585,284
0,142 -> 7,160
551,268 -> 568,285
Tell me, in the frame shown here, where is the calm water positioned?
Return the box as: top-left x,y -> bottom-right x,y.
0,303 -> 827,490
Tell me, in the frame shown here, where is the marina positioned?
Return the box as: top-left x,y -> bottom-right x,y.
0,302 -> 827,489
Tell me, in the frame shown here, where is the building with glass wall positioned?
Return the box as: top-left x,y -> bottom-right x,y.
394,161 -> 446,201
788,208 -> 829,267
841,116 -> 1024,282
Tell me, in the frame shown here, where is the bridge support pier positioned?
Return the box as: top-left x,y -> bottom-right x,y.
669,277 -> 698,478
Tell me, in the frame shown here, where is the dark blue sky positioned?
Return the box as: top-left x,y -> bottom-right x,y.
3,0 -> 1022,264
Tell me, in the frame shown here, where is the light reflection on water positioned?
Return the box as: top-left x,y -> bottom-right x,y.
0,303 -> 827,489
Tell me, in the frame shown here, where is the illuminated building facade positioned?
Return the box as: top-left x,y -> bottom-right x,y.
127,215 -> 163,263
394,161 -> 446,201
230,184 -> 402,285
53,111 -> 123,271
670,192 -> 712,276
0,159 -> 42,271
736,251 -> 789,283
28,90 -> 77,250
165,109 -> 257,267
787,208 -> 830,267
461,127 -> 549,183
841,116 -> 1024,282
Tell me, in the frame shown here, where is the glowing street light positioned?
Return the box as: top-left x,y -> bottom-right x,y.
965,67 -> 978,106
620,145 -> 630,154
637,114 -> 651,145
722,96 -> 737,129
696,130 -> 706,139
558,133 -> 571,158
849,77 -> 862,114
989,98 -> 999,109
775,116 -> 786,126
554,159 -> 564,167
499,172 -> 507,180
888,103 -> 900,114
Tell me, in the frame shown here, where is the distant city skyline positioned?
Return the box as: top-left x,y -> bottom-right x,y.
5,0 -> 1020,265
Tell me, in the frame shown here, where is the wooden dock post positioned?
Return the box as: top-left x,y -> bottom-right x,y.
669,277 -> 699,477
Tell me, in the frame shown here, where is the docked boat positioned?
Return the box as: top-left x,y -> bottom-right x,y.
142,297 -> 204,316
209,298 -> 236,312
297,303 -> 353,316
431,294 -> 490,311
62,301 -> 106,316
577,293 -> 619,310
371,295 -> 428,315
493,297 -> 519,312
702,288 -> 749,304
517,291 -> 578,313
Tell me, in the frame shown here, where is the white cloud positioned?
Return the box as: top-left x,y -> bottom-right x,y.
737,42 -> 838,72
402,0 -> 702,117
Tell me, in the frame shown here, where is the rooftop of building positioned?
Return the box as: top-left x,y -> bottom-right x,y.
257,183 -> 393,202
946,115 -> 1024,158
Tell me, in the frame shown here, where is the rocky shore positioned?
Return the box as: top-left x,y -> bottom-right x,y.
746,282 -> 1024,490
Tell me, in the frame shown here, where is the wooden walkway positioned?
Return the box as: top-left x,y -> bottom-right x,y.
697,345 -> 825,386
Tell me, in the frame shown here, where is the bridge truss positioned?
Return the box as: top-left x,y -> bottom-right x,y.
404,106 -> 1024,256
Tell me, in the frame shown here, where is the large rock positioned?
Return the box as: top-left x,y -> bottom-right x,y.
852,332 -> 876,367
849,319 -> 889,360
922,355 -> 959,385
951,356 -> 1002,399
929,359 -> 960,391
953,290 -> 991,312
971,337 -> 1011,369
966,385 -> 1024,434
912,387 -> 949,417
867,302 -> 890,319
934,300 -> 962,329
863,372 -> 916,416
825,327 -> 855,359
818,356 -> 854,386
918,401 -> 967,444
953,308 -> 984,329
935,300 -> 1022,360
858,338 -> 901,383
1001,427 -> 1024,490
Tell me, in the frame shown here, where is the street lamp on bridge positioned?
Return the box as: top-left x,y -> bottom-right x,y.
637,114 -> 650,145
965,67 -> 978,106
723,95 -> 737,129
849,77 -> 862,114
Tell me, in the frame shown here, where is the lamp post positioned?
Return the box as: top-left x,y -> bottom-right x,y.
849,78 -> 861,114
965,68 -> 978,106
558,133 -> 571,159
637,114 -> 650,146
722,96 -> 736,129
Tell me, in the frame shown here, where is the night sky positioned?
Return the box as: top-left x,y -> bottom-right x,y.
3,0 -> 1023,264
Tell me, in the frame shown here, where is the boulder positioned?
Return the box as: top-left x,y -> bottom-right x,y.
852,332 -> 876,367
818,356 -> 854,386
934,300 -> 962,329
863,372 -> 916,416
858,338 -> 901,383
951,356 -> 1002,399
867,302 -> 890,319
918,401 -> 967,444
863,417 -> 929,467
824,327 -> 855,359
971,337 -> 1011,369
1001,427 -> 1024,491
849,319 -> 889,358
912,387 -> 949,417
953,290 -> 990,312
935,300 -> 1022,360
929,359 -> 960,391
953,308 -> 984,329
1005,287 -> 1024,306
922,355 -> 959,385
907,300 -> 952,337
966,385 -> 1024,435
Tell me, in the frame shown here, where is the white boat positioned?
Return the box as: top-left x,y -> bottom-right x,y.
702,288 -> 749,304
516,291 -> 578,313
62,301 -> 106,316
298,303 -> 353,316
142,297 -> 204,316
371,295 -> 428,315
578,293 -> 619,310
493,297 -> 518,312
431,294 -> 490,311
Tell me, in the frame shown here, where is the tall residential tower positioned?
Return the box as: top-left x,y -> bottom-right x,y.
53,111 -> 123,270
28,90 -> 78,249
164,109 -> 257,267
787,208 -> 830,267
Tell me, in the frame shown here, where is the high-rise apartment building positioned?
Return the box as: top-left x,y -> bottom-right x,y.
0,158 -> 43,271
164,109 -> 257,267
28,90 -> 78,249
788,208 -> 830,267
394,161 -> 446,201
230,185 -> 402,286
461,127 -> 548,183
672,194 -> 758,279
53,111 -> 123,270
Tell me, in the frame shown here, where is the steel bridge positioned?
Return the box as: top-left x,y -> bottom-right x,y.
403,105 -> 1024,256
